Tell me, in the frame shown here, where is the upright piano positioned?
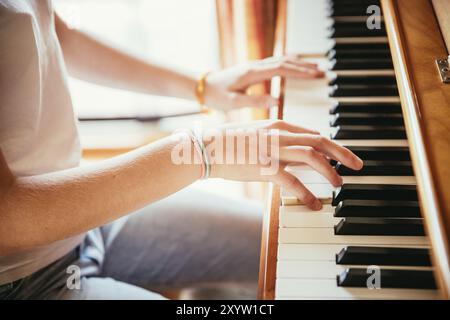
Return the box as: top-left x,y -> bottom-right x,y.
258,0 -> 450,299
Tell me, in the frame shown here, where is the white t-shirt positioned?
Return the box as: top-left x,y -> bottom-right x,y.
0,0 -> 84,285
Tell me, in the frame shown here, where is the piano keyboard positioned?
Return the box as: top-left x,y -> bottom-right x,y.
274,0 -> 440,299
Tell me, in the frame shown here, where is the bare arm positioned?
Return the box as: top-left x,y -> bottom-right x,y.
54,14 -> 198,100
0,134 -> 200,256
54,14 -> 324,111
0,120 -> 363,257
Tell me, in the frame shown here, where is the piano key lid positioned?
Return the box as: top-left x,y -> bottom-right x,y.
436,55 -> 450,83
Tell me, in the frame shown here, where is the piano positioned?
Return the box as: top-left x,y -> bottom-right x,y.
258,0 -> 450,299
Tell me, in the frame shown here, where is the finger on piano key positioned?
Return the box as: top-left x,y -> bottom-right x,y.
341,146 -> 411,161
279,205 -> 340,227
334,160 -> 414,176
282,183 -> 333,205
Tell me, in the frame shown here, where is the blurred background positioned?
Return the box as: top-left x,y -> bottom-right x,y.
54,0 -> 220,151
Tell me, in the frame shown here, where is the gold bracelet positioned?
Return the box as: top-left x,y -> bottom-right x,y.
195,72 -> 210,113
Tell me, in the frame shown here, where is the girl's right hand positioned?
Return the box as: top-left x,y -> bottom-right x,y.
204,120 -> 363,210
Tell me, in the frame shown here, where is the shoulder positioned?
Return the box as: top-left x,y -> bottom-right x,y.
0,0 -> 34,17
0,1 -> 36,37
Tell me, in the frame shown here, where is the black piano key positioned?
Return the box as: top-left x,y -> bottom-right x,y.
327,0 -> 381,5
330,58 -> 393,70
334,217 -> 425,236
328,26 -> 386,38
328,48 -> 391,60
329,7 -> 381,17
327,0 -> 381,6
330,102 -> 402,114
329,146 -> 410,164
337,268 -> 436,289
329,19 -> 385,30
335,160 -> 413,176
344,146 -> 411,161
330,113 -> 403,126
332,184 -> 418,205
335,246 -> 431,266
332,42 -> 390,51
330,85 -> 398,97
331,125 -> 406,139
334,200 -> 421,218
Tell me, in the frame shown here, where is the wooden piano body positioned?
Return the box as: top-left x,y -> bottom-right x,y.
258,0 -> 450,299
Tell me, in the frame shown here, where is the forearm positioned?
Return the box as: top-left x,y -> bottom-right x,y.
55,15 -> 197,100
0,134 -> 200,255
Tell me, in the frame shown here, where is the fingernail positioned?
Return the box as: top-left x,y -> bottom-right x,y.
313,199 -> 322,210
356,157 -> 364,169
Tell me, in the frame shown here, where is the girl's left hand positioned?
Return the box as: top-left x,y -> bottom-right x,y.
203,56 -> 325,111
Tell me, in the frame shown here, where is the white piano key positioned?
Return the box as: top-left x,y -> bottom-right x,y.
279,244 -> 342,261
332,96 -> 401,104
286,0 -> 331,55
333,37 -> 389,44
279,205 -> 339,227
342,176 -> 416,185
282,184 -> 333,205
333,16 -> 385,23
278,244 -> 430,261
275,279 -> 439,299
277,261 -> 433,279
278,228 -> 429,246
277,260 -> 339,279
